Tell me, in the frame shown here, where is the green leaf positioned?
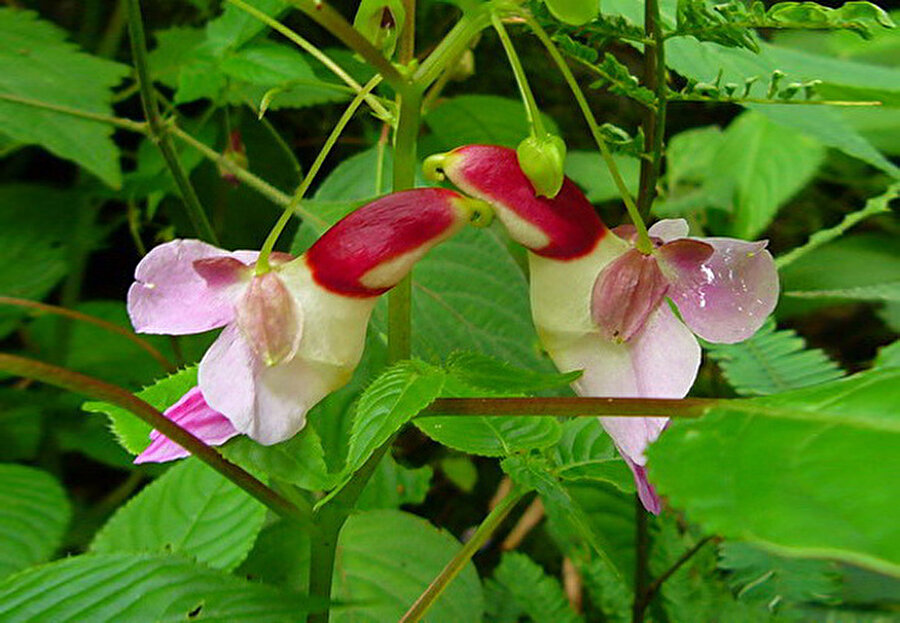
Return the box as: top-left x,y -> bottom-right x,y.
705,319 -> 845,396
589,53 -> 657,107
0,553 -> 311,622
220,425 -> 335,491
206,0 -> 288,54
550,419 -> 635,492
649,368 -> 900,576
344,361 -> 446,476
875,341 -> 900,369
445,351 -> 581,395
90,458 -> 266,571
148,26 -> 206,88
565,151 -> 640,204
0,465 -> 71,580
0,390 -> 44,461
83,366 -> 197,456
0,9 -> 128,187
334,509 -> 484,622
424,95 -> 559,149
543,0 -> 597,25
719,541 -> 841,608
700,111 -> 826,238
784,281 -> 900,302
440,456 -> 479,493
313,146 -> 394,202
486,552 -> 583,623
356,452 -> 433,510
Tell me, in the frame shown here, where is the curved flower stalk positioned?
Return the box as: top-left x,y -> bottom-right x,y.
129,188 -> 482,462
429,144 -> 778,513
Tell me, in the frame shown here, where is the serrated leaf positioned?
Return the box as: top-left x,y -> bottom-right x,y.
344,361 -> 446,476
0,9 -> 128,187
0,553 -> 311,622
83,366 -> 197,456
487,552 -> 583,623
445,351 -> 581,394
206,0 -> 288,54
90,458 -> 266,571
705,319 -> 845,396
701,111 -> 826,238
356,452 -> 433,510
551,419 -> 635,492
650,368 -> 900,577
424,95 -> 559,149
719,541 -> 841,608
148,26 -> 206,89
0,465 -> 71,580
334,509 -> 484,622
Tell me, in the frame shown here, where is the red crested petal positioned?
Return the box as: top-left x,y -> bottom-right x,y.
664,237 -> 779,343
128,239 -> 242,335
306,188 -> 468,297
235,272 -> 303,367
134,386 -> 239,463
591,249 -> 669,342
441,144 -> 607,259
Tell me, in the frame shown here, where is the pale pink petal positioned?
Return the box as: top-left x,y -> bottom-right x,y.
624,456 -> 662,515
234,273 -> 303,367
592,249 -> 669,342
663,238 -> 779,343
198,324 -> 328,445
134,386 -> 239,463
648,219 -> 689,243
193,257 -> 249,289
128,240 -> 244,334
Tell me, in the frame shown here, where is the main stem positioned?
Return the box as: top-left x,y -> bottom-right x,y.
636,0 -> 667,220
126,0 -> 218,244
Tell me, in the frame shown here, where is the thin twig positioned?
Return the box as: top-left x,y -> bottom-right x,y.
634,536 -> 716,617
421,396 -> 714,418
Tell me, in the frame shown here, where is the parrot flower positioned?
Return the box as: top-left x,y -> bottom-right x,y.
129,188 -> 482,462
430,144 -> 779,513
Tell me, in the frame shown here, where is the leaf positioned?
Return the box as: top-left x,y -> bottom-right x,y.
700,111 -> 826,238
90,458 -> 266,571
445,351 -> 581,395
0,465 -> 71,580
589,53 -> 657,107
0,9 -> 128,187
83,366 -> 198,456
148,27 -> 206,89
486,552 -> 583,623
784,281 -> 900,302
649,368 -> 900,576
333,509 -> 484,622
704,319 -> 845,396
424,95 -> 559,149
440,456 -> 478,493
542,0 -> 597,26
875,341 -> 900,369
718,541 -> 841,609
550,419 -> 635,492
0,553 -> 311,622
565,151 -> 640,204
344,361 -> 446,476
313,146 -> 394,202
0,389 -> 43,461
356,452 -> 433,510
206,0 -> 288,54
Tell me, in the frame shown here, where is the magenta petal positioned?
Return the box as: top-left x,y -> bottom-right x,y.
664,237 -> 779,343
648,219 -> 689,243
134,386 -> 239,463
625,456 -> 662,515
128,240 -> 243,335
592,249 -> 669,342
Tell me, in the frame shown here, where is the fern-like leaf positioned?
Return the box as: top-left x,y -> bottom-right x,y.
485,552 -> 583,623
705,319 -> 844,396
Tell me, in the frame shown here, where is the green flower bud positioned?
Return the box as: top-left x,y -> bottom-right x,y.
516,134 -> 567,199
352,0 -> 406,59
542,0 -> 598,26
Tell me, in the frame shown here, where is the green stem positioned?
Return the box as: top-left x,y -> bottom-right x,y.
0,92 -> 148,133
422,396 -> 715,417
0,354 -> 306,524
414,9 -> 491,90
400,487 -> 525,622
636,0 -> 667,221
524,17 -> 652,253
256,76 -> 383,273
387,87 -> 422,363
492,14 -> 545,137
127,0 -> 219,244
285,0 -> 405,89
225,0 -> 393,121
0,297 -> 174,372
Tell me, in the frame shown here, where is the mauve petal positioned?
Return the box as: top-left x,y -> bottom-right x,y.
235,272 -> 303,367
665,237 -> 779,343
625,456 -> 662,515
591,249 -> 669,342
134,386 -> 239,463
128,240 -> 243,335
648,219 -> 689,242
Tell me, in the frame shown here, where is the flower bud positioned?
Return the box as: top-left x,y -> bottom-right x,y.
516,134 -> 567,199
542,0 -> 598,26
353,0 -> 405,58
218,130 -> 248,187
